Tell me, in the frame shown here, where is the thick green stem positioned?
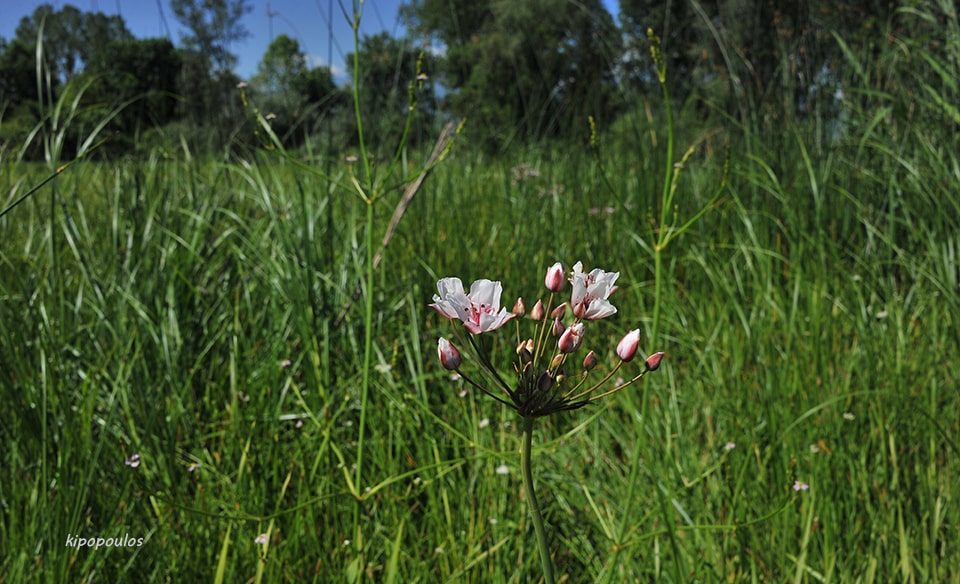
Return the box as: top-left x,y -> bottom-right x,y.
521,417 -> 555,584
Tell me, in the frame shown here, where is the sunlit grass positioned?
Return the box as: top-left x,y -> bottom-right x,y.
2,7 -> 959,581
3,110 -> 958,580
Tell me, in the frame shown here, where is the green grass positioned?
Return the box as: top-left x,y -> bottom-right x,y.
3,17 -> 960,584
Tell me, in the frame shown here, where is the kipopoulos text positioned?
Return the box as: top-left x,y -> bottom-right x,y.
65,533 -> 145,550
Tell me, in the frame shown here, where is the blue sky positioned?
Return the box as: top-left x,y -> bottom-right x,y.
2,0 -> 620,82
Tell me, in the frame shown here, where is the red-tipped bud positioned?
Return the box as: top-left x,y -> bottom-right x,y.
512,297 -> 525,316
550,302 -> 568,320
437,338 -> 461,370
582,350 -> 598,371
645,351 -> 664,371
558,323 -> 584,353
530,299 -> 545,321
616,329 -> 641,362
552,317 -> 565,337
545,262 -> 565,292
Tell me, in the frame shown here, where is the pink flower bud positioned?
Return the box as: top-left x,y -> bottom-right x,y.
512,297 -> 525,316
437,338 -> 461,370
616,329 -> 641,362
645,351 -> 664,372
530,299 -> 545,321
550,302 -> 568,320
558,323 -> 584,353
544,262 -> 565,292
582,350 -> 598,371
552,317 -> 565,337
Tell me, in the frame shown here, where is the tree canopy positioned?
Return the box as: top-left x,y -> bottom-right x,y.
403,0 -> 621,148
0,0 -> 953,158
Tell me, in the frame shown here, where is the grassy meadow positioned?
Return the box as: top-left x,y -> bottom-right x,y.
3,21 -> 960,584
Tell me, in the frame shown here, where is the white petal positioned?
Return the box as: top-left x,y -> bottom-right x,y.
468,279 -> 502,309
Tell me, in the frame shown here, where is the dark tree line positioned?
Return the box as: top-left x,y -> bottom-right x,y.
0,0 -> 952,158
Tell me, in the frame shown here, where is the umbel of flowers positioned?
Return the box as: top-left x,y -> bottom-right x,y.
431,261 -> 663,418
429,261 -> 663,584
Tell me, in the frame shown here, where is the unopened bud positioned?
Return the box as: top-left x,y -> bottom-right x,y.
616,329 -> 641,362
437,338 -> 461,370
517,342 -> 533,365
645,351 -> 664,372
545,262 -> 565,292
530,299 -> 545,321
582,350 -> 598,371
537,371 -> 555,392
550,302 -> 568,320
552,317 -> 565,337
550,353 -> 564,369
558,323 -> 584,353
512,297 -> 525,316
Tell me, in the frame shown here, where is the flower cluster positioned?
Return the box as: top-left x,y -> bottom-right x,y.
430,262 -> 663,418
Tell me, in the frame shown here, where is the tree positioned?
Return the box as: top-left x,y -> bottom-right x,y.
252,34 -> 340,146
345,32 -> 438,150
0,4 -> 133,158
619,0 -> 900,126
169,0 -> 251,146
0,38 -> 39,109
10,3 -> 131,83
84,38 -> 182,140
170,0 -> 252,72
403,0 -> 620,149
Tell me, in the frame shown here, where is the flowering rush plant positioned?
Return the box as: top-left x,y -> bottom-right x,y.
431,261 -> 663,418
429,261 -> 663,584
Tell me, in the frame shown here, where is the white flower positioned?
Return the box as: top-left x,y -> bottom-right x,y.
430,277 -> 515,334
570,261 -> 619,320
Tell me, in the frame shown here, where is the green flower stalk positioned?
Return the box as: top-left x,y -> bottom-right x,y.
429,261 -> 663,582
